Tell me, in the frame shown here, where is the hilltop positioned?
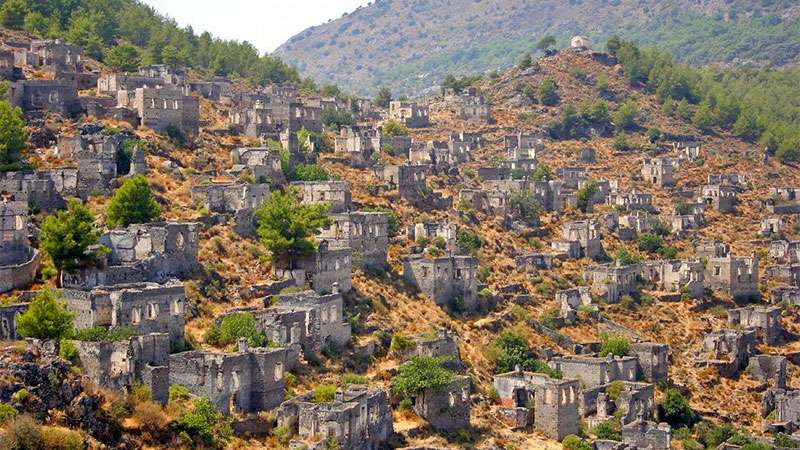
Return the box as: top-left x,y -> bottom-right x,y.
274,0 -> 800,95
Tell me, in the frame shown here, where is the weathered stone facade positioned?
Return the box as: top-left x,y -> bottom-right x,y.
703,251 -> 759,301
641,259 -> 704,299
700,184 -> 737,213
696,329 -> 757,377
622,418 -> 671,450
0,171 -> 69,211
402,254 -> 479,312
0,303 -> 27,340
317,211 -> 389,267
0,200 -> 40,293
121,86 -> 200,137
411,375 -> 470,431
389,101 -> 429,128
641,158 -> 674,187
553,220 -> 605,260
169,342 -> 291,415
582,263 -> 640,303
292,181 -> 352,214
728,306 -> 783,345
8,79 -> 81,117
557,287 -> 596,323
747,355 -> 786,388
230,147 -> 286,186
607,191 -> 655,212
288,242 -> 352,295
97,73 -> 166,96
191,182 -> 270,236
275,386 -> 393,450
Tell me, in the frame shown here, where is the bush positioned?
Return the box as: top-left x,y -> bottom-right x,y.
289,163 -> 330,182
562,435 -> 592,450
58,340 -> 78,361
177,397 -> 233,448
456,230 -> 482,254
313,384 -> 337,403
15,290 -> 74,343
577,181 -> 599,212
1,415 -> 42,449
508,189 -> 541,226
537,79 -> 559,106
169,384 -> 191,403
0,403 -> 17,424
382,120 -> 409,138
487,329 -> 560,378
39,199 -> 100,273
132,401 -> 167,438
636,233 -> 663,253
205,313 -> 266,348
72,325 -> 138,342
593,420 -> 621,441
599,333 -> 630,357
389,334 -> 415,354
775,433 -> 799,449
614,248 -> 641,265
605,380 -> 625,401
106,175 -> 161,227
612,132 -> 632,151
321,108 -> 353,129
614,100 -> 639,130
661,388 -> 695,427
342,373 -> 368,387
392,356 -> 455,401
0,98 -> 27,171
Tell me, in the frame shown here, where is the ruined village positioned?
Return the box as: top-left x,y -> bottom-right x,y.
1,5 -> 800,450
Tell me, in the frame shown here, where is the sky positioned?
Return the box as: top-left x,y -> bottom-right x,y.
140,0 -> 370,54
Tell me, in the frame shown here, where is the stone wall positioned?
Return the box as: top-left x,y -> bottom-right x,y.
412,376 -> 470,431
292,181 -> 352,213
402,254 -> 479,312
8,79 -> 81,117
0,303 -> 27,340
0,200 -> 40,293
317,212 -> 389,267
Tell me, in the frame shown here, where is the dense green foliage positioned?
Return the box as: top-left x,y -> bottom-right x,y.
562,435 -> 592,450
382,120 -> 409,138
392,356 -> 455,400
177,397 -> 233,448
204,312 -> 266,348
255,188 -> 333,268
456,230 -> 482,254
374,87 -> 391,108
14,0 -> 301,86
106,175 -> 161,227
440,74 -> 482,94
40,200 -> 101,273
598,333 -> 630,357
488,329 -> 560,378
593,420 -> 622,441
15,290 -> 75,342
312,384 -> 337,403
0,100 -> 27,172
661,388 -> 696,427
321,108 -> 353,129
537,79 -> 559,106
508,189 -> 541,226
576,180 -> 599,212
71,325 -> 137,342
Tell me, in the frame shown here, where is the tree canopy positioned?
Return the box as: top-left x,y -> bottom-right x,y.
106,175 -> 161,227
40,200 -> 101,273
15,290 -> 75,342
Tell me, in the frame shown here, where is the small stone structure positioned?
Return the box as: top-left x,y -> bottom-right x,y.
61,222 -> 200,289
641,158 -> 674,187
515,253 -> 555,272
8,79 -> 81,117
771,286 -> 800,306
557,287 -> 596,323
699,243 -> 759,301
69,333 -> 170,405
505,132 -> 545,160
317,211 -> 389,267
169,341 -> 291,415
402,254 -> 478,312
747,355 -> 787,388
553,220 -> 604,260
229,147 -> 286,186
582,262 -> 640,303
377,164 -> 450,209
55,130 -> 132,197
275,385 -> 393,450
119,86 -> 200,137
191,182 -> 270,236
761,217 -> 785,238
411,375 -> 470,431
696,329 -> 757,377
767,187 -> 800,214
641,260 -> 704,299
700,184 -> 737,213
0,199 -> 40,294
0,303 -> 27,340
334,125 -> 381,167
97,73 -> 166,96
292,181 -> 352,214
769,240 -> 800,264
607,191 -> 655,212
493,368 -> 580,440
728,306 -> 783,345
388,101 -> 429,128
0,171 -> 70,212
269,289 -> 352,354
407,221 -> 458,252
621,417 -> 671,450
61,281 -> 186,345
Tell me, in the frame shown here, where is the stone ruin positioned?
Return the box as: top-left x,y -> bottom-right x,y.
334,125 -> 381,167
700,184 -> 737,213
0,171 -> 71,212
266,289 -> 352,355
582,262 -> 640,303
61,280 -> 186,346
29,39 -> 95,88
728,306 -> 783,345
505,132 -> 544,161
8,79 -> 81,117
402,254 -> 479,312
769,240 -> 800,264
281,242 -> 353,295
579,147 -> 596,163
557,167 -> 587,190
761,388 -> 800,433
169,340 -> 292,415
592,382 -> 655,428
493,368 -> 580,440
97,73 -> 167,96
405,329 -> 462,368
444,86 -> 491,122
709,174 -> 747,191
771,286 -> 800,306
695,241 -> 759,301
765,264 -> 800,287
55,129 -> 139,197
641,158 -> 674,187
388,100 -> 430,128
621,417 -> 671,450
0,199 -> 40,294
317,211 -> 389,267
229,147 -> 286,186
762,217 -> 785,238
120,86 -> 200,137
696,328 -> 757,377
275,385 -> 393,450
377,164 -> 451,210
411,374 -> 471,431
641,259 -> 705,299
190,77 -> 233,101
607,191 -> 655,212
673,141 -> 700,161
0,302 -> 27,340
292,181 -> 353,214
61,221 -> 200,289
552,220 -> 605,260
191,182 -> 270,236
557,287 -> 597,323
407,221 -> 458,253
768,187 -> 800,214
69,332 -> 170,405
515,253 -> 555,272
747,355 -> 787,388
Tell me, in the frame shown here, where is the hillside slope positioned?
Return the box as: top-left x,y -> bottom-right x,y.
274,0 -> 800,95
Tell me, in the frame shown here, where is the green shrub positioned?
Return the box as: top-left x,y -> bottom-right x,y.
636,233 -> 663,253
169,384 -> 191,403
537,79 -> 559,106
605,380 -> 625,401
313,384 -> 337,403
342,373 -> 368,387
382,120 -> 409,137
456,230 -> 482,254
40,200 -> 101,273
614,99 -> 639,130
72,325 -> 138,342
562,434 -> 592,450
392,356 -> 455,401
58,340 -> 78,362
389,334 -> 415,354
661,388 -> 695,427
614,248 -> 641,265
593,420 -> 621,440
0,403 -> 17,424
206,312 -> 266,348
177,397 -> 233,447
15,290 -> 74,343
1,415 -> 42,449
599,333 -> 630,357
106,175 -> 161,227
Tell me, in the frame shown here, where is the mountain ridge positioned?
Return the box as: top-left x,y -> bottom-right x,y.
274,0 -> 800,96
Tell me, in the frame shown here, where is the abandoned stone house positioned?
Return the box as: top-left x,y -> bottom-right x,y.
138,64 -> 186,85
450,131 -> 483,148
191,182 -> 270,236
377,164 -> 450,209
582,262 -> 640,303
709,174 -> 747,191
97,73 -> 167,96
446,87 -> 491,122
515,253 -> 555,272
762,388 -> 800,432
641,259 -> 704,299
696,329 -> 757,377
29,39 -> 96,89
388,101 -> 430,128
229,100 -> 285,138
70,332 -> 170,405
407,221 -> 458,252
61,280 -> 186,345
190,77 -> 233,101
402,254 -> 479,312
334,125 -> 381,166
410,374 -> 471,431
275,241 -> 351,295
579,147 -> 596,163
8,79 -> 81,117
616,212 -> 653,241
668,214 -> 700,239
0,48 -> 18,80
120,86 -> 200,137
275,386 -> 393,450
765,264 -> 800,287
169,342 -> 292,415
405,329 -> 462,368
771,285 -> 800,306
493,368 -> 580,440
292,181 -> 352,214
703,251 -> 759,301
767,187 -> 800,214
61,221 -> 200,289
641,158 -> 674,187
769,240 -> 800,264
700,184 -> 737,213
557,287 -> 596,322
0,302 -> 27,340
0,199 -> 39,294
590,382 -> 655,428
55,131 -> 130,197
505,132 -> 544,160
622,418 -> 672,450
549,355 -> 640,389
557,167 -> 587,190
229,147 -> 286,186
761,217 -> 785,238
553,220 -> 605,260
0,171 -> 70,212
728,306 -> 783,345
607,191 -> 655,212
746,355 -> 787,388
672,141 -> 700,161
317,211 -> 389,267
